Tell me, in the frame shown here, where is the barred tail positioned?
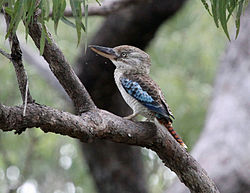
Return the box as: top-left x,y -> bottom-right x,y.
157,118 -> 187,149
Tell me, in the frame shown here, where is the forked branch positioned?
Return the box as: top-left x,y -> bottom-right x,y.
0,103 -> 219,193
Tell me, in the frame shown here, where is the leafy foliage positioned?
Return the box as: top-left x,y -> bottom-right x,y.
201,0 -> 248,39
52,0 -> 66,34
1,0 -> 90,54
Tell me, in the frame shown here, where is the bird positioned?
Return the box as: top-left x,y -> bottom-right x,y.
89,45 -> 187,149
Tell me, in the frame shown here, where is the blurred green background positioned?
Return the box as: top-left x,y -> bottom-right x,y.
0,0 -> 227,193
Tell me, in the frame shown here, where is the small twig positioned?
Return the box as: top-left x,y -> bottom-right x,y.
0,45 -> 33,117
23,80 -> 29,116
0,48 -> 11,60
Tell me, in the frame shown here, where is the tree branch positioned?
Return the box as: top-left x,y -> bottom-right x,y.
27,11 -> 95,113
3,13 -> 33,105
0,48 -> 11,60
53,0 -> 145,17
9,35 -> 33,104
0,103 -> 219,193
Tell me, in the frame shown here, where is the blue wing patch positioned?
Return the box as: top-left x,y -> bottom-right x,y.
121,78 -> 154,103
120,78 -> 170,118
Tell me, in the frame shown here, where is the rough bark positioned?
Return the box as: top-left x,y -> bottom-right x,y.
0,103 -> 220,193
9,33 -> 33,104
76,0 -> 187,192
166,5 -> 250,193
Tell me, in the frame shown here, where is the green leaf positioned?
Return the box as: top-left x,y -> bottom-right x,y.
61,16 -> 86,32
45,0 -> 50,20
38,0 -> 51,55
40,0 -> 49,20
0,0 -> 7,9
39,0 -> 50,21
226,0 -> 236,22
218,0 -> 230,40
83,0 -> 88,52
0,0 -> 4,8
70,0 -> 83,45
84,0 -> 88,32
24,0 -> 36,23
52,0 -> 66,34
59,0 -> 67,15
7,0 -> 13,8
5,0 -> 24,39
211,0 -> 219,28
44,27 -> 52,45
40,23 -> 46,55
95,0 -> 101,6
24,0 -> 36,40
81,21 -> 85,31
235,0 -> 244,39
52,0 -> 59,32
201,0 -> 212,16
4,7 -> 13,15
61,16 -> 76,28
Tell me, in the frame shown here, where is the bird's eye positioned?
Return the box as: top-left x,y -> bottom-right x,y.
121,52 -> 127,58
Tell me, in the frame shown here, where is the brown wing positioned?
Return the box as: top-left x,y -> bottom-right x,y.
122,73 -> 174,119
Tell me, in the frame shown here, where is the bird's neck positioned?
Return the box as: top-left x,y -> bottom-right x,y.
114,68 -> 149,76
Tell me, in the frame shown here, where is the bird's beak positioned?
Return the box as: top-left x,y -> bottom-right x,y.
89,45 -> 117,60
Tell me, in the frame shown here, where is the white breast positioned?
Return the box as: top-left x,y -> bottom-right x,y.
114,69 -> 151,117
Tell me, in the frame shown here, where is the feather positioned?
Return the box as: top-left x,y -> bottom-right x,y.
120,74 -> 174,120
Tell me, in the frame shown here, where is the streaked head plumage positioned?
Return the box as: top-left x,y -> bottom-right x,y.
89,45 -> 151,74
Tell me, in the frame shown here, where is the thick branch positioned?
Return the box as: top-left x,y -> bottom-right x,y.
27,12 -> 95,113
0,103 -> 219,193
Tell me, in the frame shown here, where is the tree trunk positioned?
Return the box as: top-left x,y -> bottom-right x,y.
166,5 -> 250,193
76,0 -> 187,192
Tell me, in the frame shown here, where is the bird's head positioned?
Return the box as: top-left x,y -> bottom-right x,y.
89,45 -> 151,74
